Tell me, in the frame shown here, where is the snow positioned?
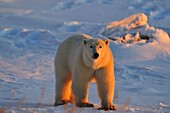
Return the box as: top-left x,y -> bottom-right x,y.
101,13 -> 170,45
0,0 -> 170,112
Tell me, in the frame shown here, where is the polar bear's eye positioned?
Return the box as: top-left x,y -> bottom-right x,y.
99,46 -> 102,48
90,46 -> 93,48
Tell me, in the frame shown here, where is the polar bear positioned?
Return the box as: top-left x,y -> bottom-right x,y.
54,34 -> 116,110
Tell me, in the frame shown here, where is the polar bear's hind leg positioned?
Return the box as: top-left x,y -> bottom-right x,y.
54,58 -> 72,106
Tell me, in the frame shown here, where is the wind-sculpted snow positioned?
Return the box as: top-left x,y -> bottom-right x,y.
51,0 -> 92,11
101,13 -> 170,62
0,28 -> 59,52
129,0 -> 170,20
0,0 -> 170,112
0,28 -> 59,105
51,0 -> 116,11
101,13 -> 170,45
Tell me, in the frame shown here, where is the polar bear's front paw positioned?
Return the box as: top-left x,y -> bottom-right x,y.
54,100 -> 72,106
76,102 -> 94,107
98,104 -> 117,111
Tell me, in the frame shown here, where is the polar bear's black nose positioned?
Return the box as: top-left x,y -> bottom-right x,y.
92,53 -> 99,59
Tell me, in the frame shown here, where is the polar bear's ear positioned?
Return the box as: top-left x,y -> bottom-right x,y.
104,39 -> 110,46
83,39 -> 87,45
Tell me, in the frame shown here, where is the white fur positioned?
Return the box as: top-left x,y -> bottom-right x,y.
54,34 -> 115,108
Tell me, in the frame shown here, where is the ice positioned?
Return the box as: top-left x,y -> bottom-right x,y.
106,13 -> 148,29
100,13 -> 170,64
0,0 -> 170,112
101,13 -> 170,45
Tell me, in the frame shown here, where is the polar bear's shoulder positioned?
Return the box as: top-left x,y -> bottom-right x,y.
62,34 -> 92,46
68,34 -> 92,41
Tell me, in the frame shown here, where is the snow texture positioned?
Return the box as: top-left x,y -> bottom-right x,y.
0,0 -> 170,112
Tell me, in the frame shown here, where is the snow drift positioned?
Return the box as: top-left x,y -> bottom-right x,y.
0,0 -> 170,112
100,13 -> 170,62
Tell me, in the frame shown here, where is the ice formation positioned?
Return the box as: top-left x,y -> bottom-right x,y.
101,13 -> 170,45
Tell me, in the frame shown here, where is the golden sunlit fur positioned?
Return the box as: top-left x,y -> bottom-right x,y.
54,34 -> 116,110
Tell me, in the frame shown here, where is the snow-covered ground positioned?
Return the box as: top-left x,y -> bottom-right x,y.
0,0 -> 170,112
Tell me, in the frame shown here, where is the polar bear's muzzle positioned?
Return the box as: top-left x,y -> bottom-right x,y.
92,52 -> 99,59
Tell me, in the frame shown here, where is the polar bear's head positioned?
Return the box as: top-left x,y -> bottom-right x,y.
82,38 -> 110,68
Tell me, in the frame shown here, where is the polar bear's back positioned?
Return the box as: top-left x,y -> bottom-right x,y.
55,34 -> 91,70
58,34 -> 91,56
